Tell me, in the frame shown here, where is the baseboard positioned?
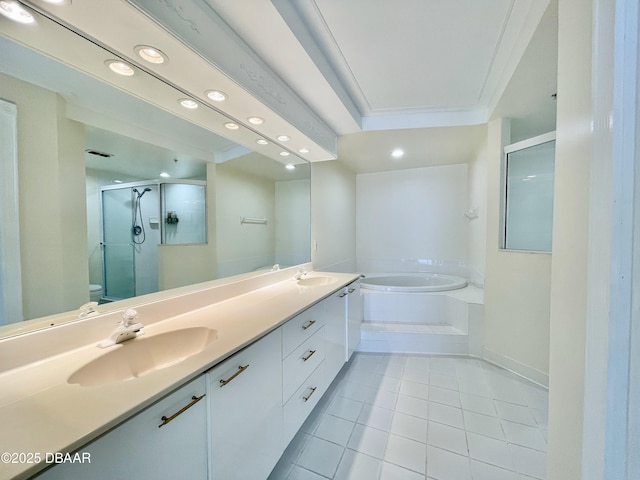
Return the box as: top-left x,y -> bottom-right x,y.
482,347 -> 549,388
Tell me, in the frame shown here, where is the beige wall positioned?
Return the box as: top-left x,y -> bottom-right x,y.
0,73 -> 89,320
483,118 -> 552,385
311,160 -> 356,272
467,139 -> 488,284
546,0 -> 593,476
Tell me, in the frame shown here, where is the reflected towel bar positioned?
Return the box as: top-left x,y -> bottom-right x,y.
240,216 -> 268,225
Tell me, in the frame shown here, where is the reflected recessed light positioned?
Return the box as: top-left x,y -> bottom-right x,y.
42,0 -> 71,5
160,172 -> 170,178
391,148 -> 404,159
0,1 -> 35,24
113,180 -> 123,184
179,98 -> 198,109
277,135 -> 290,142
225,122 -> 240,130
206,90 -> 227,102
280,151 -> 290,156
298,148 -> 310,154
248,116 -> 264,125
105,59 -> 135,76
256,139 -> 268,145
285,164 -> 296,170
135,45 -> 167,64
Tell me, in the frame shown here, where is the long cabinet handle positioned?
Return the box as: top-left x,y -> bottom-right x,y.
158,394 -> 206,428
302,319 -> 316,330
219,364 -> 250,387
338,292 -> 348,298
303,387 -> 317,402
302,349 -> 316,362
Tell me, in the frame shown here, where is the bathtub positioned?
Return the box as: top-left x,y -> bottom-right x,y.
358,273 -> 482,355
361,273 -> 467,293
361,273 -> 469,326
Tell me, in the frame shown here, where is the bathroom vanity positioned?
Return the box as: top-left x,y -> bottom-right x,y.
0,267 -> 362,480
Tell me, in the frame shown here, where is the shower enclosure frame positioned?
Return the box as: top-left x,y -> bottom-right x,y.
99,179 -> 207,302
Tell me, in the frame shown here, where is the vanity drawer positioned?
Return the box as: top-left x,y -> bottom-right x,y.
283,327 -> 325,402
282,302 -> 324,358
283,362 -> 326,446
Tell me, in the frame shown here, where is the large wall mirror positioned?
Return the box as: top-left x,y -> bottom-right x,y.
0,14 -> 311,335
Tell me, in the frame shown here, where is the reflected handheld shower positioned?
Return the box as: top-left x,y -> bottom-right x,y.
133,187 -> 152,199
132,187 -> 152,244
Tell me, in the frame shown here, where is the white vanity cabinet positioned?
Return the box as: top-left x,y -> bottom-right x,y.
207,328 -> 283,480
34,376 -> 208,480
346,279 -> 363,360
323,288 -> 348,383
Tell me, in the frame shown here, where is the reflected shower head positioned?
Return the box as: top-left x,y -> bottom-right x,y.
133,187 -> 152,198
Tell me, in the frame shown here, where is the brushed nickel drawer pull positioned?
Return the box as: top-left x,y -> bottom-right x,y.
303,386 -> 317,402
339,292 -> 348,298
302,319 -> 316,330
348,288 -> 356,293
302,349 -> 316,362
219,364 -> 250,387
159,394 -> 206,428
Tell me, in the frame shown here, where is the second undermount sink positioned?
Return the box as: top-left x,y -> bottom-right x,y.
68,327 -> 218,387
297,276 -> 338,287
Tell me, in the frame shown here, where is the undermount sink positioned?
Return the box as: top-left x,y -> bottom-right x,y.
297,276 -> 337,287
68,327 -> 218,387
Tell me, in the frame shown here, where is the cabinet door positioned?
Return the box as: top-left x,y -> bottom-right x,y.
346,280 -> 363,360
35,376 -> 208,480
208,328 -> 283,480
323,288 -> 347,384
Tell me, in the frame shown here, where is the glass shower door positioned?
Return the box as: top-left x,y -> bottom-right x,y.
102,188 -> 135,300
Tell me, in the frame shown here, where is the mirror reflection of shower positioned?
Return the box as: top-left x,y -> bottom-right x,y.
99,180 -> 206,302
132,187 -> 152,245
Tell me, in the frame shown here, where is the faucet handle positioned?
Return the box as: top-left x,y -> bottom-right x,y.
78,302 -> 98,318
121,308 -> 138,326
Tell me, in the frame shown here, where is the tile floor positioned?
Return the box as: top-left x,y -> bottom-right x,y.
268,353 -> 548,480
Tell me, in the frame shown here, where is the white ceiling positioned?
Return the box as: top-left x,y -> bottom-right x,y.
3,0 -> 558,175
208,0 -> 557,172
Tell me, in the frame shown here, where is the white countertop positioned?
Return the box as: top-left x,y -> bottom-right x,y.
0,271 -> 359,480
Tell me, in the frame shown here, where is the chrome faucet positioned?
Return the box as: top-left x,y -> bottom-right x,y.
97,308 -> 145,348
293,266 -> 308,280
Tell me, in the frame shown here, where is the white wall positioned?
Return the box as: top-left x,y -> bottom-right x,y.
311,160 -> 356,272
355,164 -> 468,274
275,179 -> 311,267
483,118 -> 551,386
215,163 -> 275,277
0,73 -> 88,320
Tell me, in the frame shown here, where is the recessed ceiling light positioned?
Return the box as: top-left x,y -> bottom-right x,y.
135,45 -> 167,64
179,98 -> 198,109
285,164 -> 296,170
248,116 -> 264,125
298,148 -> 310,154
113,180 -> 123,184
206,90 -> 227,102
160,172 -> 170,178
391,148 -> 404,159
0,1 -> 35,24
225,122 -> 240,130
256,139 -> 268,145
105,59 -> 135,76
42,0 -> 71,5
277,135 -> 290,142
280,151 -> 290,156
